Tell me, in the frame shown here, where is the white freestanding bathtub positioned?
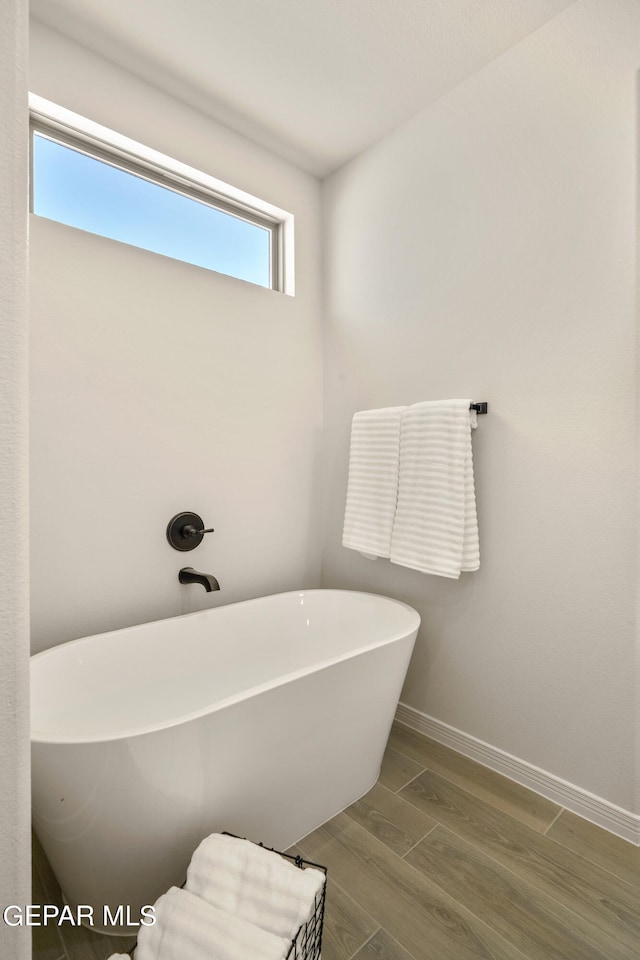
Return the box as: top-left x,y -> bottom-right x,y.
31,589 -> 420,934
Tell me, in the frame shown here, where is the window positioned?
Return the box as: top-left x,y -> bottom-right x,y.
29,96 -> 293,293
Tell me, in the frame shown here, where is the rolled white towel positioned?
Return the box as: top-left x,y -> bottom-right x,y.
186,833 -> 325,941
106,955 -> 131,959
135,885 -> 290,960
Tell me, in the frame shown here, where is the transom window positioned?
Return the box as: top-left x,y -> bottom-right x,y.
29,97 -> 293,293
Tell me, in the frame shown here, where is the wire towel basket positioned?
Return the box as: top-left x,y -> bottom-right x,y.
130,832 -> 327,960
221,833 -> 327,960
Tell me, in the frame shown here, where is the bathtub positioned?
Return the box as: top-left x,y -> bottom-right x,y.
31,589 -> 420,934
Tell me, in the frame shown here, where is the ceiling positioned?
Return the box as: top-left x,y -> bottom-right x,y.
30,0 -> 576,177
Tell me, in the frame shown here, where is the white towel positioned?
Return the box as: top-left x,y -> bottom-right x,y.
186,833 -> 325,942
134,885 -> 290,960
390,399 -> 479,579
342,406 -> 406,558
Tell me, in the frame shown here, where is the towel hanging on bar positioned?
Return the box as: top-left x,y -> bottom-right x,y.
341,406 -> 405,558
342,399 -> 485,575
390,399 -> 479,578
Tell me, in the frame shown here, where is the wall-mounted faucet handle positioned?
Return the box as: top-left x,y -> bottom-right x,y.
167,512 -> 214,552
182,525 -> 214,538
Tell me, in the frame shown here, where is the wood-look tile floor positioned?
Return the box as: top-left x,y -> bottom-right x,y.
33,721 -> 640,960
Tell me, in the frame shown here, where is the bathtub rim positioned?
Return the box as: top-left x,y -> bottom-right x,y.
30,588 -> 420,746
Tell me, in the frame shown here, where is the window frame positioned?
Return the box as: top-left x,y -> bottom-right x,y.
29,95 -> 293,294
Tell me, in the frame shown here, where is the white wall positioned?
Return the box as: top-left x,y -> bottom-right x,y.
321,0 -> 639,814
0,0 -> 31,956
29,21 -> 324,652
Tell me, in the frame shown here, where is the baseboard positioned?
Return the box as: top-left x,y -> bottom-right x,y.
395,702 -> 640,846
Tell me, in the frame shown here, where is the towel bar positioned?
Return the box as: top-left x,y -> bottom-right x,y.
470,402 -> 488,414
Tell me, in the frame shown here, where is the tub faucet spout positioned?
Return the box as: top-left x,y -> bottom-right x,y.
178,567 -> 220,592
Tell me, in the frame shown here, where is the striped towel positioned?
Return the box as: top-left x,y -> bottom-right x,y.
342,406 -> 406,558
186,833 -> 325,942
135,885 -> 290,960
390,400 -> 479,579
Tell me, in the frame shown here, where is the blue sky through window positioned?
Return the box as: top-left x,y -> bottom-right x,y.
32,134 -> 271,288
